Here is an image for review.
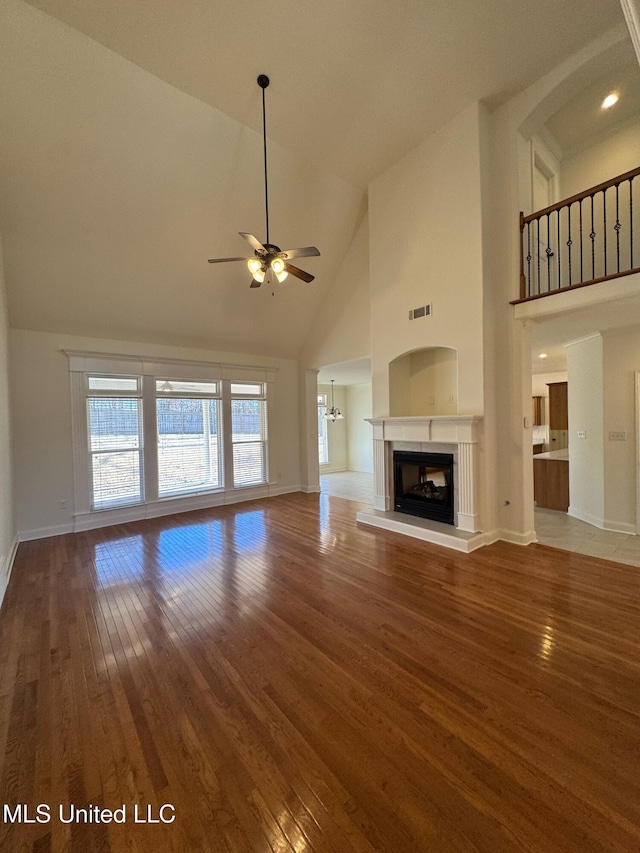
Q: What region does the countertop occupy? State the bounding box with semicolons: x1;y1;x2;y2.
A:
533;448;569;461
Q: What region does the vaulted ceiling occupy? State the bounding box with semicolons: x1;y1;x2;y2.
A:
0;0;626;358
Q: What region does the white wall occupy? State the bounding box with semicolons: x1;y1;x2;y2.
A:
347;384;373;473
566;334;605;527
299;211;371;371
389;348;458;416
0;236;16;607
560;118;640;198
369;102;485;418
10;329;301;538
602;325;640;533
487;26;627;544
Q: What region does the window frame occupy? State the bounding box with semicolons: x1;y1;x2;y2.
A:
85;374;144;511
154;378;224;499
230;381;269;488
67;353;277;524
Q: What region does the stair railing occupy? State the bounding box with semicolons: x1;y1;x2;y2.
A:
515;166;640;303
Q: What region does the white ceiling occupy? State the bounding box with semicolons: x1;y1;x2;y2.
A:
21;0;624;189
0;0;629;360
546;40;640;154
318;358;371;387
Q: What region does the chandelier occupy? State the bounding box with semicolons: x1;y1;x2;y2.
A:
324;379;344;422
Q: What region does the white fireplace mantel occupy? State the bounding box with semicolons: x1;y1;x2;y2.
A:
357;415;486;553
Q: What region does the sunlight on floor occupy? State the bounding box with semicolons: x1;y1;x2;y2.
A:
320;471;373;503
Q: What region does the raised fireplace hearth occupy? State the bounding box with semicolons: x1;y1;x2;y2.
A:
394;450;454;524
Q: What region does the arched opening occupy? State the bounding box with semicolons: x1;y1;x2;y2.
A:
388;347;458;417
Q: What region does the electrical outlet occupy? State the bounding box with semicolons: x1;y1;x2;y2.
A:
59;499;67;509
524;416;531;428
428;396;435;405
577;430;586;439
609;431;627;441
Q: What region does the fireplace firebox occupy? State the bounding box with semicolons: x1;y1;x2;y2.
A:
393;451;454;524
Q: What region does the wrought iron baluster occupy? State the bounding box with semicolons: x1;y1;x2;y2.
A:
556;207;561;289
614;183;621;273
590;194;595;280
526;221;532;296
537;217;541;295
579;198;583;284
567;202;572;286
546;213;552;291
631;177;634;270
603;187;607;277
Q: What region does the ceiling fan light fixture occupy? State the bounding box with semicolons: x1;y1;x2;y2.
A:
271;257;288;282
207;75;320;288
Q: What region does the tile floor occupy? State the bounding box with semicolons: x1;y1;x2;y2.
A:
320;470;640;569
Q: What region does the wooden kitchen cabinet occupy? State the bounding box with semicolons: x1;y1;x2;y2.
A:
532;396;543;426
533;457;569;511
547;382;568;430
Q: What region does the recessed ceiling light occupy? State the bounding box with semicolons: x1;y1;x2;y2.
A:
538;352;548;359
602;92;619;109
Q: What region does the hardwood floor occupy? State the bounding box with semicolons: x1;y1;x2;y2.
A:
1;493;640;852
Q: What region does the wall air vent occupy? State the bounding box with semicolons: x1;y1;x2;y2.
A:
409;303;432;320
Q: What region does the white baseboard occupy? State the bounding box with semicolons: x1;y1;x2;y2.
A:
567;506;636;536
603;519;636;536
482;529;501;546
300;485;321;494
19;523;74;542
567;506;605;530
497;528;538;546
0;536;19;611
20;485;306;540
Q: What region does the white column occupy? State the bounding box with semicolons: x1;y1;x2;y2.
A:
372;438;392;511
457;441;480;532
299;368;320;493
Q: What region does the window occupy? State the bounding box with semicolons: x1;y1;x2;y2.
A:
317;393;328;465
156;380;223;497
70;354;275;518
87;376;143;509
231;383;268;487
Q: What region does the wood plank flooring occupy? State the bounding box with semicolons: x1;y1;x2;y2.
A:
1;492;640;851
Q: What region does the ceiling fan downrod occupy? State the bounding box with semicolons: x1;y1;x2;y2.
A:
258;74;270;246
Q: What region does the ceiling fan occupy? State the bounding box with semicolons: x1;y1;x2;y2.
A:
208;74;320;289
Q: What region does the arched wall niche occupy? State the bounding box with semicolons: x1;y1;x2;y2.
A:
389;347;458;416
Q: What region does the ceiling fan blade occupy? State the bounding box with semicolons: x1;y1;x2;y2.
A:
279;246;320;260
239;232;267;254
207;256;248;264
250;278;261;288
284;262;314;283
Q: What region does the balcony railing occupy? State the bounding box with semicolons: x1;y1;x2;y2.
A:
514;166;640;303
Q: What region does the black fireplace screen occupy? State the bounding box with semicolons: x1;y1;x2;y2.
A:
393;451;454;524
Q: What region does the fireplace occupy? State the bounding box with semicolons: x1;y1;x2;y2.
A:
393;450;454;524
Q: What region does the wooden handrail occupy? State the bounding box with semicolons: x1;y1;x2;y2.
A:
522;165;640;224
